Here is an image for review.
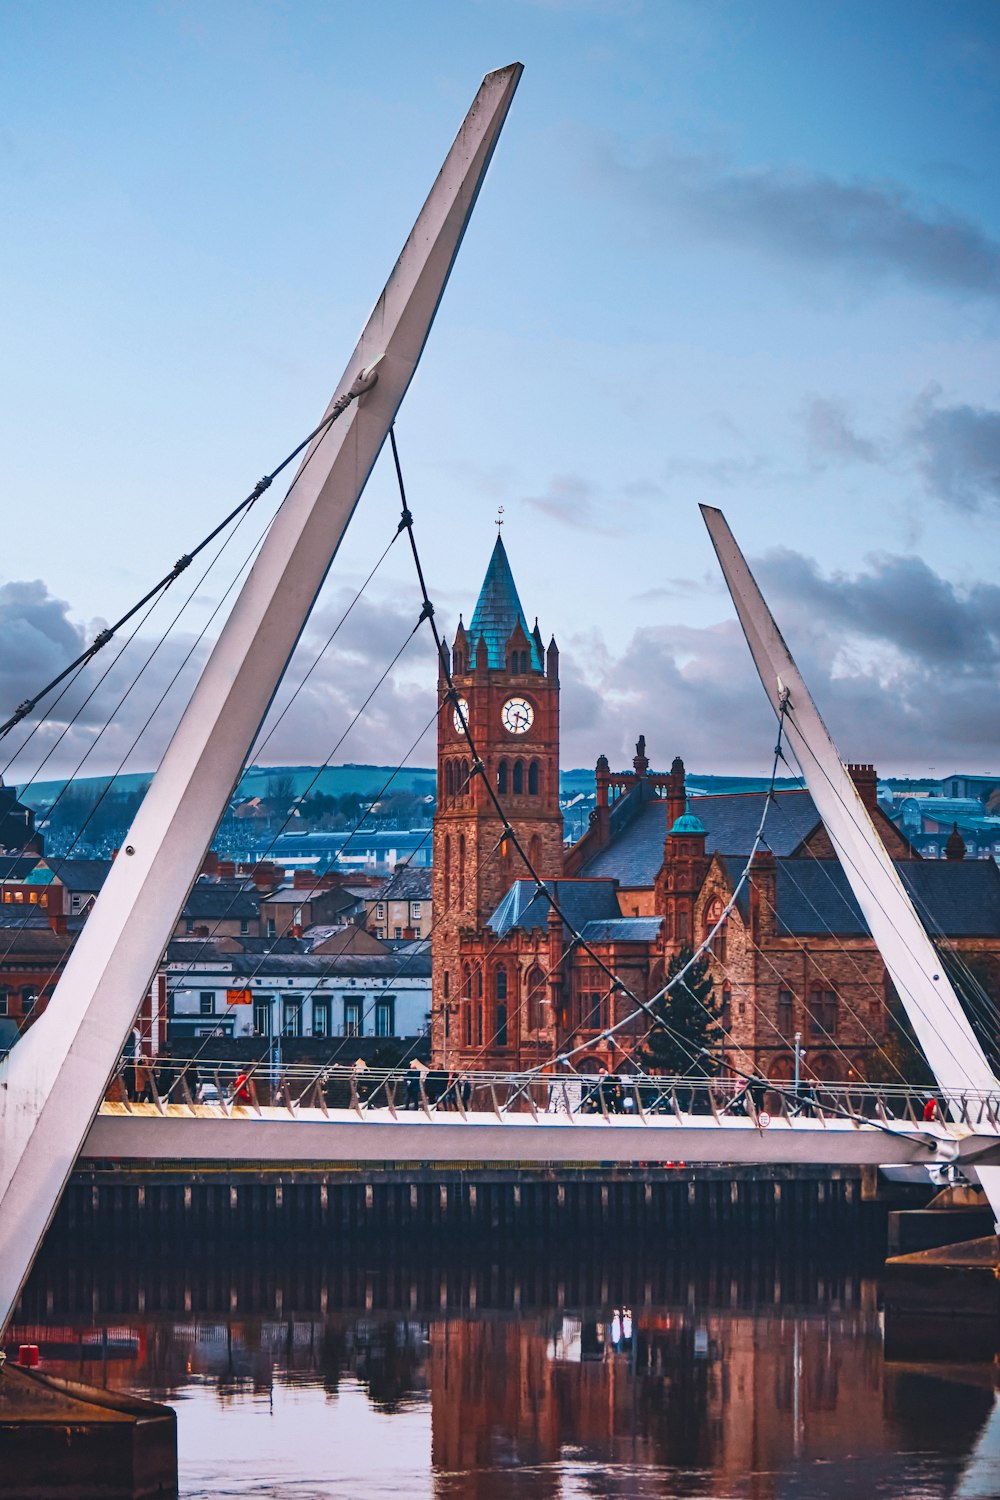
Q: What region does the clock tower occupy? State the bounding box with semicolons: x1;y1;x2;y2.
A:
431;535;563;1062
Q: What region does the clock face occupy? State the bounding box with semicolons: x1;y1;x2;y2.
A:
452;697;470;735
502;696;534;735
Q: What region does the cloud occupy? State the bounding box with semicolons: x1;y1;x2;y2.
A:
1;576;439;787
558;549;1000;775
803;397;881;467
5;548;998;793
910;390;1000;513
593;143;1000;299
520;473;639;536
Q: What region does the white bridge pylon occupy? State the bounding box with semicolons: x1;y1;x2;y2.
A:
701;505;1000;1225
0;63;523;1334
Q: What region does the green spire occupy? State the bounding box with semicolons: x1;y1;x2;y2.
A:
468;536;542;670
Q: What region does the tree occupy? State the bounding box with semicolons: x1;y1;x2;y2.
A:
640;945;721;1076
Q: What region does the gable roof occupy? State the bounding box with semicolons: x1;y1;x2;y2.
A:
581;788;823;885
378;866;432;902
44;858;113;891
488;878;621;937
718;855;1000;939
467;537;543;671
181;880;260;921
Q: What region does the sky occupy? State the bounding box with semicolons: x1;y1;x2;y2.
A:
1;0;999;786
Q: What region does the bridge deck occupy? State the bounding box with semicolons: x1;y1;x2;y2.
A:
85;1102;999;1170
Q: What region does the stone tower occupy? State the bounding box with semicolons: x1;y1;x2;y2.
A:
431;536;563;1063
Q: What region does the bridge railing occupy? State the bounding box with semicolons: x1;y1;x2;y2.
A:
112;1057;1000;1130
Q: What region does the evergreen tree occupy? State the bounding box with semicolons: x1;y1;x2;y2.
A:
640;945;720;1076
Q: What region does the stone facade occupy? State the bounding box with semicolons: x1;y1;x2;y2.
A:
431;545;1000;1082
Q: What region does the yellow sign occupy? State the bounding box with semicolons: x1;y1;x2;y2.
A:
225;988;252;1007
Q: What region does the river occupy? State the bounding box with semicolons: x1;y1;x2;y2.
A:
8;1245;1000;1498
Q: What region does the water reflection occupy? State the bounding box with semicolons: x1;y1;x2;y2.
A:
8;1249;1000;1499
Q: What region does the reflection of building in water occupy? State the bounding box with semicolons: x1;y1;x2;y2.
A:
8;1295;996;1499
429;1299;896;1497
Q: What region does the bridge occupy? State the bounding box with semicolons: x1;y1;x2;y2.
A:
83;1066;1000;1174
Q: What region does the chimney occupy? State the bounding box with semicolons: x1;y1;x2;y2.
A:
202;850;220;876
48;912;68;935
945;822;967;861
667;756;686;830
847;763;879;816
749;849;777;940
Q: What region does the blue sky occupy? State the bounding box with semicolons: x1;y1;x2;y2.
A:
2;0;998;783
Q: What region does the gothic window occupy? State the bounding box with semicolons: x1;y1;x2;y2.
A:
497;759;508;794
476;967;483;998
443;971;450;1000
458;835;466;909
676;908;690;942
721;990;732;1031
494;965;507;1001
463;1004;472;1047
444;761;454;798
454;649;465;674
527;965;546;1030
512;760;524;794
575;968;605;1031
460;758;470;796
808;989;838;1038
706;897;727;962
778;988;794;1038
528;759;539;796
443;835;451;908
462;963;472;999
495;1003;508;1048
476;1003;484;1047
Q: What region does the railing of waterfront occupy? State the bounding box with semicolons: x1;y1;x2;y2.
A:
113;1057;1000;1132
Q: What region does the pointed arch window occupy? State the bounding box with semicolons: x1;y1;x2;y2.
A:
512;760;524;794
528;759;539;796
497;759;508;794
443;835;451;908
454;649;465;674
494;965;508;1001
527;965;546;1031
458;835;466;909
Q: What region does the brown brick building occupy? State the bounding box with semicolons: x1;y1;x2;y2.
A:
431;544;1000;1081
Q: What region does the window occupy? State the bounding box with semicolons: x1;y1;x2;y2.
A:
412;902;422;918
778;989;795;1038
313;998;331;1037
0;993;7;1016
453;648;465;674
239;919;249;935
476;1004;483;1046
199;992;214;1016
343;999;362;1037
497;760;508;794
443;970;450;999
494;965;508;1001
253;1000;271;1037
282;998;302;1037
676;908;690;942
394;927;402;939
512;760;524;794
267;918;276;939
527;966;546;1030
444;835;451;907
374;999;394;1037
495;1004;508;1047
458;836;466;909
21;987;38;1016
376;903;385;919
528;760;539;796
185;918;195;934
808;989;837;1038
575;970;604;1031
721;990;732;1030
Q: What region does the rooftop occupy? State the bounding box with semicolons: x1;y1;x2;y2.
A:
467;536;543;671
